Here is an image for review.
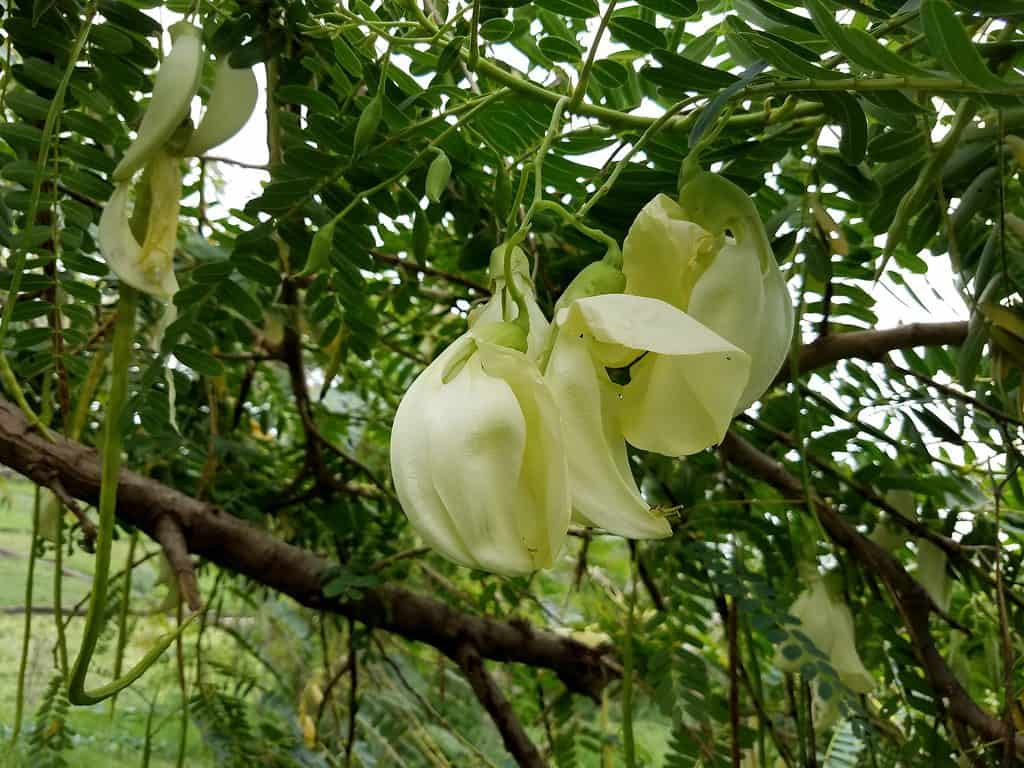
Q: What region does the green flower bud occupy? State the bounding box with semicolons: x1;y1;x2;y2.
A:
472;321;528;353
553;261;626;317
353;95;383;155
425;150;452;203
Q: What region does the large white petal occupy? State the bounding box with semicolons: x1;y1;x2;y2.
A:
622;194;715;310
545;319;670;539
566;294;750;457
112;22;203;181
427;350;536;576
686;238;765;367
183;59;259;157
478;340;570;565
390;337;478;569
830;601;875;692
735;257;794;412
98;163;181;303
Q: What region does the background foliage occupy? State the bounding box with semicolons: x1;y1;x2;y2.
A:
1;0;1023;765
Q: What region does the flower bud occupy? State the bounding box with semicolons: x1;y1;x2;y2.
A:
353;94;383;155
390;328;570;575
425;150;452;203
469;244;550;361
552;261;626;317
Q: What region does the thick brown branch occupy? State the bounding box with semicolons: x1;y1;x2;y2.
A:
778;321;968;384
153;516;202;613
719;431;1024;755
453;643;545;768
0;396;614;700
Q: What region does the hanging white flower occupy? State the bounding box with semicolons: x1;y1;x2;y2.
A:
778;576;875;693
621;173;795;441
390;322;570;576
545;293;749;537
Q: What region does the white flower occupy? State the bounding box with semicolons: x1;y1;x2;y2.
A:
778;576;875;693
99;149;182;299
916;539;952;613
545;293;749;537
622;173;795;440
390;322;570;576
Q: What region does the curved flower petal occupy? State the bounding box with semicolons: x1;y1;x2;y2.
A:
566;294;750;457
112;22;204;181
545;308;671;539
99;151;182;299
477;339;570;564
622;194;716;311
735;257;794;411
391;329;569;576
390;337;479;569
426;350;536;576
916;539;952;613
686;238;765;377
830;602;875;693
184;59;259;157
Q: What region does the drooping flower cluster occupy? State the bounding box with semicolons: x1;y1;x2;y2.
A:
389;172;795;575
98;21;258;300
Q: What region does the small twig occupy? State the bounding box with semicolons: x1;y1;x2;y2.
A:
45;476;98;546
153;516;201;613
345;617;359;768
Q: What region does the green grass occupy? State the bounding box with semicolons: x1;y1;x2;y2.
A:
0;478;219;767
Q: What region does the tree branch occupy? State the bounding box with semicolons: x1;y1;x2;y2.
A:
778;321;968;384
0;396;615;701
719;431;1024;755
453;643;545;768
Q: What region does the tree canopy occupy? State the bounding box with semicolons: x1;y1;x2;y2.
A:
1;0;1023;766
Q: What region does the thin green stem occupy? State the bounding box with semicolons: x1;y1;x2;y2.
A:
577;95;698;220
68;288;193;706
571;0;618;107
54;503;69;679
109;531;139;718
622;549;637;768
10;488;40;746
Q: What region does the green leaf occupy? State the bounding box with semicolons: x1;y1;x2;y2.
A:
818;92;868;164
534;0;598;19
737;33;844;80
608;16;666;52
805;0;924;77
275;85;339;114
591;59;630;89
480;17;514;41
636;0;695;19
539;35;582;62
173;345;225;377
643;49;739;94
921;0;1010;91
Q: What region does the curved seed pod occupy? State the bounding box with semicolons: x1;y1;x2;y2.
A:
112;22;203;181
183;58;259;157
